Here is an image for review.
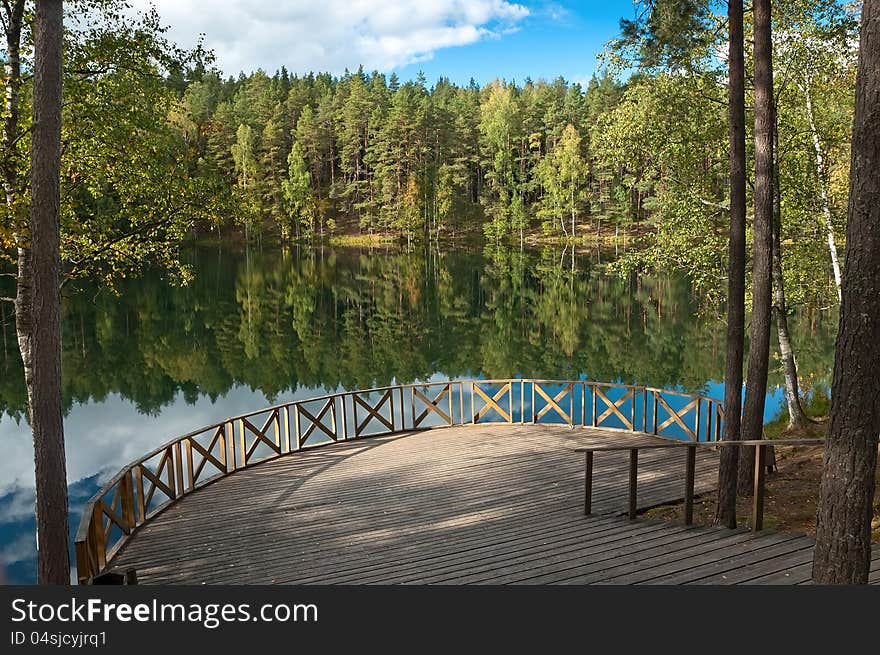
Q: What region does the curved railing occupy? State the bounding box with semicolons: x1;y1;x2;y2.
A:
74;379;724;583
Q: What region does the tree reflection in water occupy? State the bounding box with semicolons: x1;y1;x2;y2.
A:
0;244;837;582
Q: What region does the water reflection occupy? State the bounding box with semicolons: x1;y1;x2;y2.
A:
0;245;838;583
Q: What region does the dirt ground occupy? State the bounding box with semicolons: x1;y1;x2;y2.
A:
645;436;880;542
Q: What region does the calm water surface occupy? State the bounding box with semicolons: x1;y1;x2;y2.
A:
0;245;838;583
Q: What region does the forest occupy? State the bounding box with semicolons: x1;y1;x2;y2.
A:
154;0;853;309
1;1;857;308
0;247;839;421
1;0;878;587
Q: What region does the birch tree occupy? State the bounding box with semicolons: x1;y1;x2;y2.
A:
775;0;859;304
813;0;880;585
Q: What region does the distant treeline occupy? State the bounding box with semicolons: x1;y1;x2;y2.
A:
0;2;850;307
173;67;628;242
0;246;838;420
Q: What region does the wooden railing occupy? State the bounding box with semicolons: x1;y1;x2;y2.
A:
577;438;824;530
74;379;724;583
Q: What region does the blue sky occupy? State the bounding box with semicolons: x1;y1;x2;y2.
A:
398;1;640;85
131;0;640;86
393;1;639;85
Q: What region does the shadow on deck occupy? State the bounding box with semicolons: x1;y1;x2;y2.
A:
107;424;880;584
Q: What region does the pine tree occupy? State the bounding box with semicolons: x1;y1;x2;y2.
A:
282;140;314;239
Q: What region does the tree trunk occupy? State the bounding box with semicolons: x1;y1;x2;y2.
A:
738;0;775;495
29;0;69;585
714;0;747;528
813;0;880;585
3;2;28;399
771;104;810;431
801;79;843;302
15;246;33;409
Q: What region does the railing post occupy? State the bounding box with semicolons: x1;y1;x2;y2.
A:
591;384;597;427
458;382;464;425
237;419;245;468
184;439;194;491
398;387;404;431
75;539;91;584
531;381;536;424
174;442;184;496
336;400;348;441
134;465;145;523
705;401;712;443
751;443;766;531
629;390;635;432
448;383;454;426
642;388;648;432
90;502;106;570
652;392;658;434
167;447;177;498
581;381;586;426
470;382;475;424
218;426;228;472
120;470;136;533
411;387;416;429
628;448;638;520
283;406;292;451
584;451;594;515
520;379;525;424
684;445;696;526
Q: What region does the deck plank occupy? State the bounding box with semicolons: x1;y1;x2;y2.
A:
109;424;880;585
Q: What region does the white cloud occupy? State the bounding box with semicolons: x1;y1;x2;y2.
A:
0;382;354;501
128;0;530;75
0;531;35;564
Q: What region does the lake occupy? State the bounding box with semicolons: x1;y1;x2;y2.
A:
0;244;838;583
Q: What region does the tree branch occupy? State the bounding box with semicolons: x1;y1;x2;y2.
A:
60;209;187;288
67;63;164;80
699;198;730;211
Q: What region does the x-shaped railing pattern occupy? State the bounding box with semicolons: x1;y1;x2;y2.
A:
412;384;453;427
472;382;512;423
354;389;395;436
75;379;724;584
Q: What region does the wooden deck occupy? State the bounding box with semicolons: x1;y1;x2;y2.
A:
110;424;880;585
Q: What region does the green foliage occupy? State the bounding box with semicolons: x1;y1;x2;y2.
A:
281;141;314;239
179;66;625;245
231;123;260;229
535;124;589;239
773;0;858;306
592;72;727;299
0;245;839;421
1;0;852;311
2;1;225;287
613;0;719;73
590;0;855;307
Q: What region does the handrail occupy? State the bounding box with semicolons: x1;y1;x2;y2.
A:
74;378;726;583
574;438;823;453
577;438;825;530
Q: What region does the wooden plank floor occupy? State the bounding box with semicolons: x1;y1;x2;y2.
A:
110;424;880;585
